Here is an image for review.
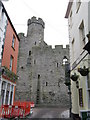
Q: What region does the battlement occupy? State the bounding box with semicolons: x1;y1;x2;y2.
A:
55;45;63;49
27;16;45;28
54;45;69;50
18;33;25;39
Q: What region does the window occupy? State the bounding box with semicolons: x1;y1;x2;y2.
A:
10;92;13;105
88;90;90;101
76;0;81;13
12;35;15;48
35;41;36;45
72;39;75;62
58;81;60;87
57;63;58;67
0;37;1;42
63;56;68;65
79;21;85;49
0;7;1;21
29;51;31;56
34;60;36;64
10;55;14;71
38;74;40;79
5;91;9;105
46;82;48;86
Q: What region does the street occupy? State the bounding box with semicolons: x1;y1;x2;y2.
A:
27;107;70;118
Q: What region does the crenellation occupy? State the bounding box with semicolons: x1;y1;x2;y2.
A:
54;45;69;52
47;45;52;49
55;45;63;50
27;19;31;26
27;16;45;28
66;45;69;49
18;33;25;39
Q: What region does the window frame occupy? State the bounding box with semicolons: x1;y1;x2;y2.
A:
76;0;81;13
12;35;15;49
10;55;14;71
79;20;86;50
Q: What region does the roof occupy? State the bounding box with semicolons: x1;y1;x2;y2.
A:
65;0;73;18
0;1;20;41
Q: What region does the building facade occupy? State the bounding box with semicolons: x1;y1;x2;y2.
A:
0;1;19;106
65;0;90;119
15;16;70;107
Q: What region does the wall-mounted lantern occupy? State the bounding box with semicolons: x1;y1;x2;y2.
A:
78;66;89;76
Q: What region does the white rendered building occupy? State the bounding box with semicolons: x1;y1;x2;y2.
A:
65;0;90;119
0;1;7;66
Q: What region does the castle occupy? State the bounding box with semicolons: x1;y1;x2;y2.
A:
15;16;69;107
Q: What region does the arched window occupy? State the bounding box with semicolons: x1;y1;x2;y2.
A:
63;56;68;65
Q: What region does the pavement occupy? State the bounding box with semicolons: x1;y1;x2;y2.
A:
26;107;71;119
1;107;73;120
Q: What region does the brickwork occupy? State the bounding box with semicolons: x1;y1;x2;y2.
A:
15;17;69;107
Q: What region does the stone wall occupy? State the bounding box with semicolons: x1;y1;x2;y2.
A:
15;17;70;107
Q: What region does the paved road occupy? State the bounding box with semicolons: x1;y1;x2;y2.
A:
27;107;70;118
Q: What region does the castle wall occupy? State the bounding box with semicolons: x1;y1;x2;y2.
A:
30;45;69;106
15;17;69;107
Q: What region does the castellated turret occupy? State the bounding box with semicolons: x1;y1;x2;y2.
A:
27;16;45;45
27;16;45;28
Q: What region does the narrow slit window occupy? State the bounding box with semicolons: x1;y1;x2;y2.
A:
29;51;31;56
46;82;48;86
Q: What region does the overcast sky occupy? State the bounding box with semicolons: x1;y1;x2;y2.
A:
3;0;69;48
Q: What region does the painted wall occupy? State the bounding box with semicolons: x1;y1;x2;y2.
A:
1;20;19;74
67;1;90;117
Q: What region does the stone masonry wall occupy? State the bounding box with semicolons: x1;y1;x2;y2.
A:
15;17;69;107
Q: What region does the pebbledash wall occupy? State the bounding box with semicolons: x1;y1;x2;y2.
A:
15;16;69;106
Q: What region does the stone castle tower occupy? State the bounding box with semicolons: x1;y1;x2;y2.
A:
15;16;69;106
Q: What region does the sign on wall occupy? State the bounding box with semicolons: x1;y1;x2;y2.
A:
79;88;83;107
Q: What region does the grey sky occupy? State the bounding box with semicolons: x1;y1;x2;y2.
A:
3;0;69;48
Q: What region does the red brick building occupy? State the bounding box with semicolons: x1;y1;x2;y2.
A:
0;1;19;105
